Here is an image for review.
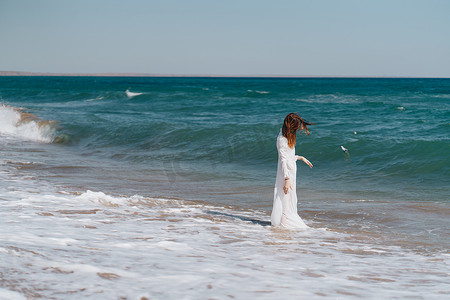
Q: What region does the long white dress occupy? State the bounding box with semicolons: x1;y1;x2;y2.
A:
271;130;309;229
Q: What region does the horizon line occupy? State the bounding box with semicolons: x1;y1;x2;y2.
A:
0;71;449;79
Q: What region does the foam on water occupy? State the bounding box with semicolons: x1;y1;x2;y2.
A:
247;89;270;94
126;89;144;98
0;105;55;143
1;173;449;299
0;288;26;300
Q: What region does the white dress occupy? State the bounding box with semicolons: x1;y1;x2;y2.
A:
271;130;308;229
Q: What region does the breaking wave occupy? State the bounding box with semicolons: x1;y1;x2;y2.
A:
125;89;143;98
0;104;56;143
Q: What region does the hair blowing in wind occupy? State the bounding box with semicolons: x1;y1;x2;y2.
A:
282;113;312;148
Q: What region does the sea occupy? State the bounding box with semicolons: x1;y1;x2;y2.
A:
0;76;449;299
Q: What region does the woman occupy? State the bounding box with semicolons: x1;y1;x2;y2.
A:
271;113;313;229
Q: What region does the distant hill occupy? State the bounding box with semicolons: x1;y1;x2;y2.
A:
0;71;308;77
0;71;436;78
0;71;174;77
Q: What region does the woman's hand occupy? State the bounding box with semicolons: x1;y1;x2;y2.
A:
297;156;313;168
283;179;292;194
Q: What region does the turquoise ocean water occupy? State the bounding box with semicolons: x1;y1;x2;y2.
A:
0;76;449;299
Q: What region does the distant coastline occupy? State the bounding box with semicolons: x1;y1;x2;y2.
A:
0;71;448;78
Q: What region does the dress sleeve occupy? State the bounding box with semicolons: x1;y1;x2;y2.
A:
278;138;291;179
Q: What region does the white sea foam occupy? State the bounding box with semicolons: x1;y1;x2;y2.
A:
247;89;270;94
85;96;105;102
76;190;130;207
294;94;363;104
0;105;55;143
1;176;449;299
0;151;449;299
430;93;450;99
0;288;26;300
126;89;143;98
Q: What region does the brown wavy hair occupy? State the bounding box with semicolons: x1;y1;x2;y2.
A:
282;113;312;148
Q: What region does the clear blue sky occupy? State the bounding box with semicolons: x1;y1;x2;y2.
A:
1;0;449;76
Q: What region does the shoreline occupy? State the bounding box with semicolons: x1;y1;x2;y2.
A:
0;71;448;79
